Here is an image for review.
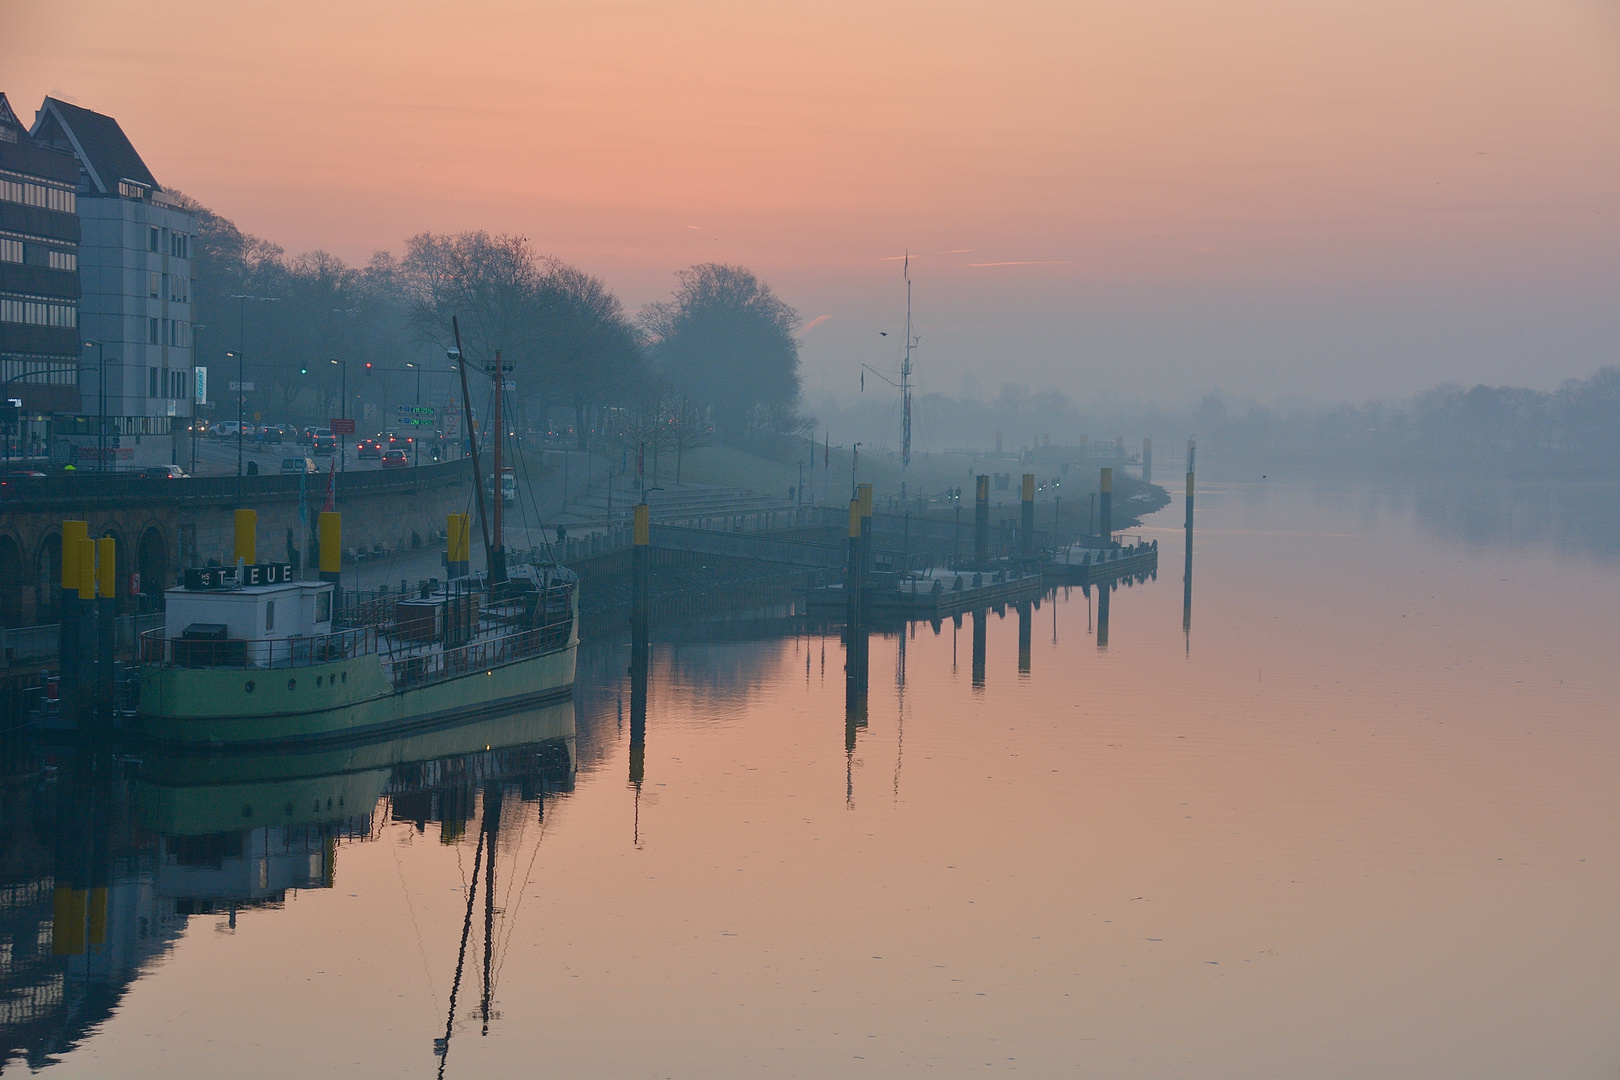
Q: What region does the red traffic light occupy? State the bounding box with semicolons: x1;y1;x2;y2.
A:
364;362;373;373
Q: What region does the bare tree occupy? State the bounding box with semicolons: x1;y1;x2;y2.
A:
666;390;713;485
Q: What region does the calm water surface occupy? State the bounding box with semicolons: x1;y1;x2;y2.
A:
7;476;1619;1078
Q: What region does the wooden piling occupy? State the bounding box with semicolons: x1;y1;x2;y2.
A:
1020;473;1035;562
974;475;990;565
1099;467;1113;544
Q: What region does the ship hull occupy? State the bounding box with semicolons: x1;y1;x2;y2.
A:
138;643;576;748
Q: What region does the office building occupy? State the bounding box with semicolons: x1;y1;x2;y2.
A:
31;96;196;467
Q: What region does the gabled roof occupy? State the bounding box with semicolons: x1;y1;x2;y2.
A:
30;97;159;195
0;93;25;139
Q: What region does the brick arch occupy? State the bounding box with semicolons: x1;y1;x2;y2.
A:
33;532;61;624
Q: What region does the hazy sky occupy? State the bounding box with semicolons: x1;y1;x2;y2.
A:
6;0;1619;405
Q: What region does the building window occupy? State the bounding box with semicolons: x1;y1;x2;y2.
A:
169;275;187;302
0;239;19;263
265;600;275;633
0;175;75;212
48;250;75;271
148;367;159;398
170;233;189;258
0;296;76;327
148;227;159;253
149;271;160;299
149;316;159;345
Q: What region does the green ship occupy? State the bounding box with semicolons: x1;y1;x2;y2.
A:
139;562;577;747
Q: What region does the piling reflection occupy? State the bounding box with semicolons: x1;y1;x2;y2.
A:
1097;581;1111;650
0;703;575;1072
1017;600;1032;676
971;608;987;688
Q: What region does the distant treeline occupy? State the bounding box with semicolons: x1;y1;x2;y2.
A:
172;193;814;458
1184;370;1620;471
817;370;1620;475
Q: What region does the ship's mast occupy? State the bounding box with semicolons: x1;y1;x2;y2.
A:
491;351;505;586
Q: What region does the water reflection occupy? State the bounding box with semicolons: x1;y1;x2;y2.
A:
0;704;575;1071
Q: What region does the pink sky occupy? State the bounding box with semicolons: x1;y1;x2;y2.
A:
6;0;1619;403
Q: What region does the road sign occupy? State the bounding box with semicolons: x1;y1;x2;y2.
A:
229;380;254;391
397;404;436;427
330;418;356;434
194;366;207;404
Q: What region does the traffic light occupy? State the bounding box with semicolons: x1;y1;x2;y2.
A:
299;365;307;375
364;362;373;375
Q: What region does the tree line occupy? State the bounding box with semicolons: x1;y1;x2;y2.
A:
174;193;814;462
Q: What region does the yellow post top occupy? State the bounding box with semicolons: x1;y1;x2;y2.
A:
75;538;96;600
633;503;650;546
1100;467;1113;493
95;536;115;600
1186;472;1195;497
1114;436;1124;449
848;499;861;538
61;521;87;589
857;482;873;518
234;509;257;565
1021;473;1035;501
319;512;342;573
975;475;989;501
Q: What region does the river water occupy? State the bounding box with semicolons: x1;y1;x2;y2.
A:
6;474;1618;1077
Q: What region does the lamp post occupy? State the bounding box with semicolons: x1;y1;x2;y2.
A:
83;340;107;472
226;350;244;479
190;324;205;475
329;358;348;472
405;362;423;467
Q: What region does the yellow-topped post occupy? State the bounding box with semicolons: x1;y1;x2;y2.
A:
234;509;257;566
95;536;115;601
61;521;86;589
319;512;341;583
1099;466;1113;543
1020;473;1036;562
75;538;96;600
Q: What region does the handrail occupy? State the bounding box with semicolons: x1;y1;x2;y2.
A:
140;625;377;669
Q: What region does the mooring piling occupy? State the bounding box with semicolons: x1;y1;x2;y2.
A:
1020;473;1035;563
974;475;990;565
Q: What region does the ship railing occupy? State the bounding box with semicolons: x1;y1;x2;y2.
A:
140;626;378;669
384;616;573;690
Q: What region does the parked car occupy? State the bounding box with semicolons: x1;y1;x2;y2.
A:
356;437;382;459
312;430;337;456
142;465;189;479
380;448;410;469
211;421;240;439
280;457;319;474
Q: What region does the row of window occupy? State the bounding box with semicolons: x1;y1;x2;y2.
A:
0;173;76;213
0;296;76;328
0;236;76;271
148;366;189;399
148;226;190;259
148;316;189;348
146;270;188;302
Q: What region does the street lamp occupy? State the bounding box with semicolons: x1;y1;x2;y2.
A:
190;324;205;475
83;340;109;472
329;358;347;472
226;350;245;478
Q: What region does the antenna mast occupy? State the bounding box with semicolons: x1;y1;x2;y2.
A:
901;253;913;504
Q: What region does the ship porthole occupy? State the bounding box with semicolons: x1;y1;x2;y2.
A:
244;680;255;693
340;671;347;684
287;678;296;691
315;675;323;687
